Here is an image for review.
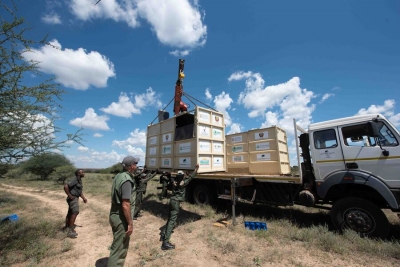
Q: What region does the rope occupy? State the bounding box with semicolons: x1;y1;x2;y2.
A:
182;92;218;112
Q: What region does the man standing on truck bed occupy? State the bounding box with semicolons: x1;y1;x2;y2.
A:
160;164;199;250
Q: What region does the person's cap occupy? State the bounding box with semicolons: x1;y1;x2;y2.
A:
177;170;184;175
121;156;140;166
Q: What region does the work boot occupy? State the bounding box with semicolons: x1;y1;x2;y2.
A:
159;232;165;241
67;230;78;238
161;241;175;250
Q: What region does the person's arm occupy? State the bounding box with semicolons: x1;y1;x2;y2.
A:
122;199;133;236
80;192;87;203
141;171;157;183
180;164;199;187
63;184;75;200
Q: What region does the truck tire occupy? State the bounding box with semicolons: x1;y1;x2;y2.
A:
330;197;389;239
193;184;212;205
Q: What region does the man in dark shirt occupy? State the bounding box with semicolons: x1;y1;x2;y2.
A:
64;169;87;238
134;170;157;219
160;164;199;250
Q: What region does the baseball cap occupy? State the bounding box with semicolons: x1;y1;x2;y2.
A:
122;156;140;166
177;170;184;175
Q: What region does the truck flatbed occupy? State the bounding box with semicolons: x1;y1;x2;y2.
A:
192;172;301;183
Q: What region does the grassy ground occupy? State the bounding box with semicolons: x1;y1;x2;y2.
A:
1;173;400;266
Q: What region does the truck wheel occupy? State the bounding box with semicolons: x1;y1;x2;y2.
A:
330;197;389;239
193;184;212;205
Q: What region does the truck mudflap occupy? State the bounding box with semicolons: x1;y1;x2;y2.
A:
316;170;399;209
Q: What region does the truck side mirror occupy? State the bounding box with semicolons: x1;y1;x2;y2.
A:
367;122;379;137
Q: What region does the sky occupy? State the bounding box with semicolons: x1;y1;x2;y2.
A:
8;0;400;168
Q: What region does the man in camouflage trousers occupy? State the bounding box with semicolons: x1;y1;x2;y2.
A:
107;156;143;267
160;164;199;250
133;170;157;218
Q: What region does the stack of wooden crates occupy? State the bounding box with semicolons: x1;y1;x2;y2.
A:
226;126;290;175
146;106;226;173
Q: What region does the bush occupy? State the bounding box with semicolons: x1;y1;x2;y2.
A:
22;153;74;180
50;165;76;184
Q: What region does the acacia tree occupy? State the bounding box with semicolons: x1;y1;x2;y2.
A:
0;0;83;163
22;152;74;180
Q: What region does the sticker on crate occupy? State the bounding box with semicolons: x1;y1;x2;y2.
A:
232;155;244;162
213;157;223;167
232;145;244;153
213;142;223;152
149;147;157;155
148;158;157;167
199;141;211;152
231;135;243;143
199;126;210;137
257;153;271;161
213;115;222;126
213;129;223;139
254;131;269;140
162;133;172;143
161;158;172;167
149;136;157;145
256;142;270;150
179;142;191;153
199;111;210;123
199;157;211;167
179;157;191;168
162;145;172;155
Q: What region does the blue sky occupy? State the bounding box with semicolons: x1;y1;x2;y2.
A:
12;0;400;168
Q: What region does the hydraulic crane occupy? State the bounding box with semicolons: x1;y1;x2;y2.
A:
173;59;188;115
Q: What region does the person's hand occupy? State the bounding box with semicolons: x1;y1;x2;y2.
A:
179;180;185;186
68;195;75;200
195;164;199;170
125;223;133;236
83;198;88;203
143;165;147;171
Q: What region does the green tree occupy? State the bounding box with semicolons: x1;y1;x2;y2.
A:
23;153;73;180
0;0;83;163
50;165;76;184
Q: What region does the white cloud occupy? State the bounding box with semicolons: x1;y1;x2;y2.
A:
213;92;233;126
41;12;62;24
231;71;315;134
112;129;147;148
169;50;190;57
356;99;400;127
319;93;334;103
93;133;103;137
68;149;123;168
22;39;115;90
70;0;207;49
77;146;89;151
133;87;162;109
205;88;212;100
101;92;140;118
227;123;243;135
70;108;110;130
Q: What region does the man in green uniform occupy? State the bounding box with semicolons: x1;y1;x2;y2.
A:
107;156;140;267
134;170;157;218
160;164;199;250
63;169;87;238
159;172;169;200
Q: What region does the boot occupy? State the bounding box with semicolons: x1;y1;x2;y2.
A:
161;241;175;250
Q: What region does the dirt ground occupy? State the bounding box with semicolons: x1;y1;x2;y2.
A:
1;183;400;267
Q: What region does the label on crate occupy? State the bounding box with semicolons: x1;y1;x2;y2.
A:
148;158;157;167
161;158;172;167
199;126;210;137
213;115;222;126
163;133;172;143
149;147;157;155
231;135;243;143
162;145;172;155
212;129;223;139
256;142;270;150
199;157;211;167
179;157;191;168
149;136;157;145
213;157;223;167
255;131;269;140
257;153;271;161
231;145;244;153
199;112;210;123
179;142;191;153
232;155;244;162
213;142;223;152
199;141;211;152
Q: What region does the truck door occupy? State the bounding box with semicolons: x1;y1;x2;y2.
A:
339;120;400;188
311;128;346;181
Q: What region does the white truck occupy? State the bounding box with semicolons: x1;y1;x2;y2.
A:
158;113;400;239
